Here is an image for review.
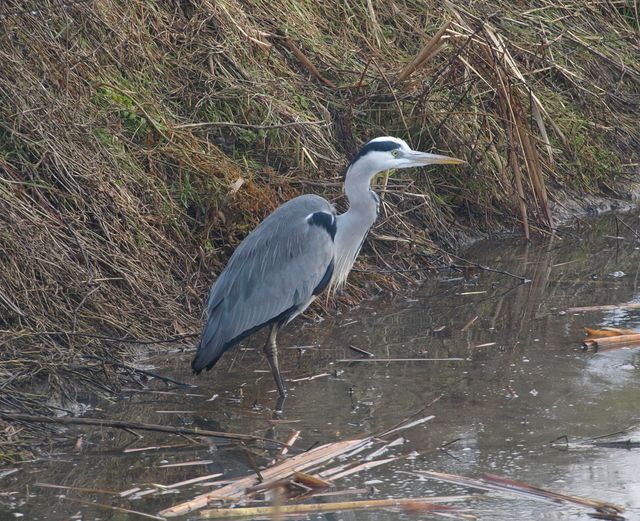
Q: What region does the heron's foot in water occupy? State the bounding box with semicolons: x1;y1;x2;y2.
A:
274;393;287;414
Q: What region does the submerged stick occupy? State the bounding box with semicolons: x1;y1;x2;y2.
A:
592;440;640;449
60;496;166;520
0;413;286;446
34;482;118;495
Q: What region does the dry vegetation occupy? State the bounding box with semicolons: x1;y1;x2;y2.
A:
0;0;638;458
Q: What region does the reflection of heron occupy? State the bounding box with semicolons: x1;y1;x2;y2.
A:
192;137;464;398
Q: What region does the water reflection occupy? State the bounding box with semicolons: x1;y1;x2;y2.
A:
3;214;640;520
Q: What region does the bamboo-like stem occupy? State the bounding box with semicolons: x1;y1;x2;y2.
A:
159;438;367;517
396;21;452;82
569;303;640;312
199;497;471;519
582;333;640;351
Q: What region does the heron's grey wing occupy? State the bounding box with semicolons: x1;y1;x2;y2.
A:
192;195;336;373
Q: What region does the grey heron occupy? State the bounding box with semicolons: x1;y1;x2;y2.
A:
192;136;463;398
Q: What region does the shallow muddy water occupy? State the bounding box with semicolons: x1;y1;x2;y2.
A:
3;213;640;520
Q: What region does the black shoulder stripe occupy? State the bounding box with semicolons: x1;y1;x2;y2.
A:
307;211;336;240
313;259;334;296
351;140;402;163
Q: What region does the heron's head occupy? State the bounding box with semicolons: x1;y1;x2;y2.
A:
347;136;464;179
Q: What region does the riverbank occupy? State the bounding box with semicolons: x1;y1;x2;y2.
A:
0;0;639;459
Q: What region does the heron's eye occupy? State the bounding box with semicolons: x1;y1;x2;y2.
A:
391;150;399;158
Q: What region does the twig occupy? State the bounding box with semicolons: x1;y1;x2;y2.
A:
440;438;462;450
280;37;336;88
163;473;224;489
590;425;639;441
34;482;117;495
0;468;19;479
174;120;326;130
460;316;478;332
81;355;194;388
0;0;92;18
0;413;287;446
615;217;640;241
124;443;195;453
440;249;531;283
22;330;198;345
378;416;435;438
337;358;464;362
347;345;375;358
353;253;530;284
270;430;301;465
376;395;443;438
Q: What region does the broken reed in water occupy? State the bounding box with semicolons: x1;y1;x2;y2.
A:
581;327;640;352
418;471;624;516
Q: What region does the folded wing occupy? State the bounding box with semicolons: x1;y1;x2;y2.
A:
192;194;336;373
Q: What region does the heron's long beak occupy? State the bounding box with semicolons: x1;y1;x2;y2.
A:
408;151;465;165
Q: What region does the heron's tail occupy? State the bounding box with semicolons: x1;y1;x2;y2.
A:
191;342;223;374
191;311;226;374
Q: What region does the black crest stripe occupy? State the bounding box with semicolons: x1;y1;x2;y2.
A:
351;140;402;164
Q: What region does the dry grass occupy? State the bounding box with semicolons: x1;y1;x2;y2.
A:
0;0;638;459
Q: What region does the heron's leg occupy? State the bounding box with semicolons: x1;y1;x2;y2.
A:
264;323;287;397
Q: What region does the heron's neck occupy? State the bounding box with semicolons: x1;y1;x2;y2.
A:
344;165;377;212
331;162;379;290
